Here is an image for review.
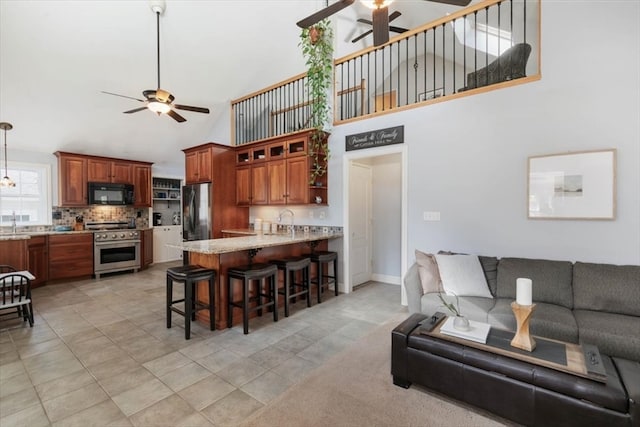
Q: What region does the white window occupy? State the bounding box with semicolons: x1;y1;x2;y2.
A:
0;162;52;226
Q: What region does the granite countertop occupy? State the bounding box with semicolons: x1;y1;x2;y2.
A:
0;227;152;241
171;230;343;255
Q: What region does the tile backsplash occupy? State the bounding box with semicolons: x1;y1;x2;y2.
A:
52;206;150;228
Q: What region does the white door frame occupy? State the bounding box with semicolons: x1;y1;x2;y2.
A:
342;144;408;305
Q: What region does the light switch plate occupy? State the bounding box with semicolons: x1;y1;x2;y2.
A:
423;211;441;221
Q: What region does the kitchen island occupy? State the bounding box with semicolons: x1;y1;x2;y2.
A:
168;230;342;330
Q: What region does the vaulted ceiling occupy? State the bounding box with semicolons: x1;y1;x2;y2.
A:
0;0;473;171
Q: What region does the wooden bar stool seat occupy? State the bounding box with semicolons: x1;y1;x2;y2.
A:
166;265;216;340
227;263;278;334
304;251;338;303
270;256;311;317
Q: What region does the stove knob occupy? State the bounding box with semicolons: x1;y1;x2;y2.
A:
120;233;125;238
112;234;117;239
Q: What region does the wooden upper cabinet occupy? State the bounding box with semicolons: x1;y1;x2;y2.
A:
236;165;251;206
267;159;287;205
56;152;88;206
286;156;309;204
88;158;132;183
185;147;212;184
133;164;152;207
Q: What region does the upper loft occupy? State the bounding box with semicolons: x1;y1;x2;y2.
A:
232;0;540;146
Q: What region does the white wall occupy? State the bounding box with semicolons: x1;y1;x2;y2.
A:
323;1;640;266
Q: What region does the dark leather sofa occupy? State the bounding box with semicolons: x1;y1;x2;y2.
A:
392;313;640;427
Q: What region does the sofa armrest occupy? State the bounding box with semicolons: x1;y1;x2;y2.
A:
613;358;640;423
404;262;423;314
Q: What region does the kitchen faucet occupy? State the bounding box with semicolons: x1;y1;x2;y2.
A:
278;209;295;237
11;211;17;234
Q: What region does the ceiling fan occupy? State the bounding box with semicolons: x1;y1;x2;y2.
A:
351;11;408;43
102;1;209;123
297;0;472;47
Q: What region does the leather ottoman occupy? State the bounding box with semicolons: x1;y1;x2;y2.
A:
391;314;640;427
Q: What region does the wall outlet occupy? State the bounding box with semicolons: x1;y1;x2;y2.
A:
423;211;441;221
309;211;314;219
319;211;326;219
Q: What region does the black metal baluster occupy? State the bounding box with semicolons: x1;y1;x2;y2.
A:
442;24;446;97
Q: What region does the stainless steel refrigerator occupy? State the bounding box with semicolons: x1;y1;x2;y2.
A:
182;183;212;242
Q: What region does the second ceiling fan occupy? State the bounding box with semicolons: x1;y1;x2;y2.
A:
297;0;472;47
102;0;209;123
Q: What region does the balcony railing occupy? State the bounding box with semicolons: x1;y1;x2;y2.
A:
231;0;539;146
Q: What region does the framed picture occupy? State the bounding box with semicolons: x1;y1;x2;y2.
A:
527;149;616;220
419;88;444;102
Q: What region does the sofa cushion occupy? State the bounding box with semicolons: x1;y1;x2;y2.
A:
434;254;493;298
478;256;498;297
488;299;578;343
415;250;443;294
573;262;640;317
574;309;640;361
496;258;574;309
421;293;495;323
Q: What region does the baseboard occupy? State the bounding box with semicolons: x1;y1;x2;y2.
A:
371;273;401;285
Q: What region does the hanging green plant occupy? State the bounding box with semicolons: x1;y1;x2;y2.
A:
299;19;333;185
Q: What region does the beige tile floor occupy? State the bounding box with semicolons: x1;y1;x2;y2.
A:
0;262;406;426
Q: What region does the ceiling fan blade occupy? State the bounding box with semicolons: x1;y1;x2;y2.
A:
372;7;390;46
352;29;373;43
425;0;472;6
388;11;402;22
167;109;186;122
123;107;148;114
297;0;355;28
389;25;409;34
357;18;373;25
102;91;145;102
174;104;210;114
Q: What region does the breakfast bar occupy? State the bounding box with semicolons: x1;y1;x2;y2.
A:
168;230;342;330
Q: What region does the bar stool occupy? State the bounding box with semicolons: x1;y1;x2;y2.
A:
227;263;278;334
270;256;311;317
166;265;216;340
305;251;338;303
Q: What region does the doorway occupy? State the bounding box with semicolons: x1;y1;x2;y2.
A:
342;145;407;304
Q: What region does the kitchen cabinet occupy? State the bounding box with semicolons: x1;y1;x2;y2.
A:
183;143;249;238
236;163;268;206
27;236;48;287
235;131;327;206
48;233;93;281
133;164;152;207
56;152;152;207
185;147;212;184
88;158;133;184
0;239;28;270
55;152;88;206
153;225;182;263
141;228;153;269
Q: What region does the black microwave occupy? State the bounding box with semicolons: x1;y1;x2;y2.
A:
88;182;134;205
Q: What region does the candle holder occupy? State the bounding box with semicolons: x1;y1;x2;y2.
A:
510;301;537;352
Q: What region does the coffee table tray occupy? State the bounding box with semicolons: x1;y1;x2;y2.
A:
420;316;606;383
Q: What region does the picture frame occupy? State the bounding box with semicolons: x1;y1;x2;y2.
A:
419;88;444;102
527;149;616;220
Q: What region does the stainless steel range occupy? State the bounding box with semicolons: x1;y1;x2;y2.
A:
87;221;141;279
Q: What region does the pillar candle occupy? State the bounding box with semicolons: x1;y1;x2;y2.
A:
516;278;533;306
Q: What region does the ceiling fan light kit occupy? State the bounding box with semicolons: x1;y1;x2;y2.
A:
101;0;209;122
361;0;394;9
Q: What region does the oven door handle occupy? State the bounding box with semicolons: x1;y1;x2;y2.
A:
95;240;140;248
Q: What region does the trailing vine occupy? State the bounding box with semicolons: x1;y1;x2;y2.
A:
299;19;333;184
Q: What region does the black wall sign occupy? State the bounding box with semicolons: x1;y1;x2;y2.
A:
345;125;404;151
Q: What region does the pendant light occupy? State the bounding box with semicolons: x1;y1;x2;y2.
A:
0;122;16;188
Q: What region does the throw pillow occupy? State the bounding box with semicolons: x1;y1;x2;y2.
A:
434;254;494;298
415;250;443;294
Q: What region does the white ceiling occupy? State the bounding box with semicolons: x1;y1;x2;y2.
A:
0;0;470;172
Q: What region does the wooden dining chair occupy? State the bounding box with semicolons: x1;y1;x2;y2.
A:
0;272;34;327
